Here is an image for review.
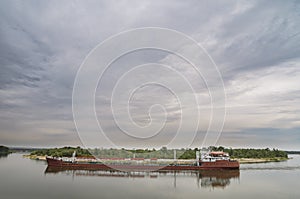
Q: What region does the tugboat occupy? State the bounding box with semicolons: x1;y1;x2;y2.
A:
199;150;239;169
46;149;239;171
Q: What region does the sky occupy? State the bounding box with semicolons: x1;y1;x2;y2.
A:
0;0;300;150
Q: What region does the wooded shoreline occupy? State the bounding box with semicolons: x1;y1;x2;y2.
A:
0;145;11;156
25;146;289;164
24;154;289;164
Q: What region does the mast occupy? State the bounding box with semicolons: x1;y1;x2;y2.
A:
173;149;177;161
196;151;200;166
72;151;76;163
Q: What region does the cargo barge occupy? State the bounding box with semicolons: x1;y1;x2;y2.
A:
46;150;239;171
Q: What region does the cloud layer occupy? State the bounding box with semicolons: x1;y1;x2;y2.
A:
0;0;300;149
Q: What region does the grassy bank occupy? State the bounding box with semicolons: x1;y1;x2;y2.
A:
234;157;289;164
23;154;47;160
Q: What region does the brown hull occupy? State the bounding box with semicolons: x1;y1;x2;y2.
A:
46;157;239;171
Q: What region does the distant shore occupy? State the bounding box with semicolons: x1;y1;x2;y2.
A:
0;145;11;156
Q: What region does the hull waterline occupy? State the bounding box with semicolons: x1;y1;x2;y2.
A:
46;157;239;171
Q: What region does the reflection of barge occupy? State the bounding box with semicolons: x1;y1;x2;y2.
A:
45;166;240;189
46;151;239;170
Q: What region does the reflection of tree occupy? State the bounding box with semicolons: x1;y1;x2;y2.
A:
45;166;239;189
0;154;9;158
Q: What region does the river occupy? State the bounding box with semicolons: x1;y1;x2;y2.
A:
0;153;299;199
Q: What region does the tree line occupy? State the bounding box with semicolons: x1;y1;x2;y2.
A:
211;146;288;159
30;146;288;159
0;145;10;156
30;146;91;157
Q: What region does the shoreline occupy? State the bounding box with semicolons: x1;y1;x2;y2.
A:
234;157;289;164
23;154;47;161
24;154;289;164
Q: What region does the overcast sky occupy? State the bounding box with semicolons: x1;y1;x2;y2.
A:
0;0;300;150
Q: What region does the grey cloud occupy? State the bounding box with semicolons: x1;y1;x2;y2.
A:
0;0;300;149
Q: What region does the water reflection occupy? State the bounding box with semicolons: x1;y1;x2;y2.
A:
0;154;8;158
197;169;239;189
45;166;239;189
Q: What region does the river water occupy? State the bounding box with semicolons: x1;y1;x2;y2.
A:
0;153;300;199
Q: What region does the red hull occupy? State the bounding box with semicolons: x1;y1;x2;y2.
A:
46;158;239;171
